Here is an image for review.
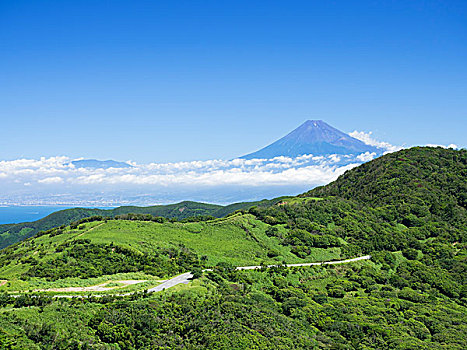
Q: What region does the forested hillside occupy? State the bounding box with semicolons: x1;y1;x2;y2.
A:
0;147;465;349
305;147;466;220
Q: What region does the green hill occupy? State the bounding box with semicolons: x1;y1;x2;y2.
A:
0;147;465;349
0;199;281;250
304;146;466;220
254;147;467;255
0;213;342;285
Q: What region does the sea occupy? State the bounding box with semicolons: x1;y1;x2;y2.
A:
0;206;114;225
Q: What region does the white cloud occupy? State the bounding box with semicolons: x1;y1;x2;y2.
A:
349;131;402;153
425;144;458;149
38;176;64;184
356;152;377;162
0;153;372;189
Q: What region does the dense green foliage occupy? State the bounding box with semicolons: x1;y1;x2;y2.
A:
0;260;466;349
0;147;465;349
22;239;201;280
243;148;467;305
305;147;466;227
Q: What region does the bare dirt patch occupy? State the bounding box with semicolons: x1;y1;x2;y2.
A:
35;279;147;292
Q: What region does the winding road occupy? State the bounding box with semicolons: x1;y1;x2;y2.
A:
236;255;371;270
13;255;371;298
147;255;371;293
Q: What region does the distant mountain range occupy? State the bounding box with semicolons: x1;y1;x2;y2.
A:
241;120;381;159
71;159;132;169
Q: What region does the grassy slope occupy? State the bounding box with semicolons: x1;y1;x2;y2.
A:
0;200;276;250
0;202;214;249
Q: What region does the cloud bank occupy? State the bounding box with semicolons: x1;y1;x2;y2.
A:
1;131;455;206
0;154;365;189
0;152;375;205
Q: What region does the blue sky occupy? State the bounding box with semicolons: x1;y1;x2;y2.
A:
1;0;466;163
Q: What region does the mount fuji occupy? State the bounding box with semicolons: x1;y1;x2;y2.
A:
241;120;381;159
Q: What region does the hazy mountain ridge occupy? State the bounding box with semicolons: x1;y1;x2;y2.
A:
70;159;132;169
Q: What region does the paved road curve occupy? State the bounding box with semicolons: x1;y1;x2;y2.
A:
147;272;193;293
